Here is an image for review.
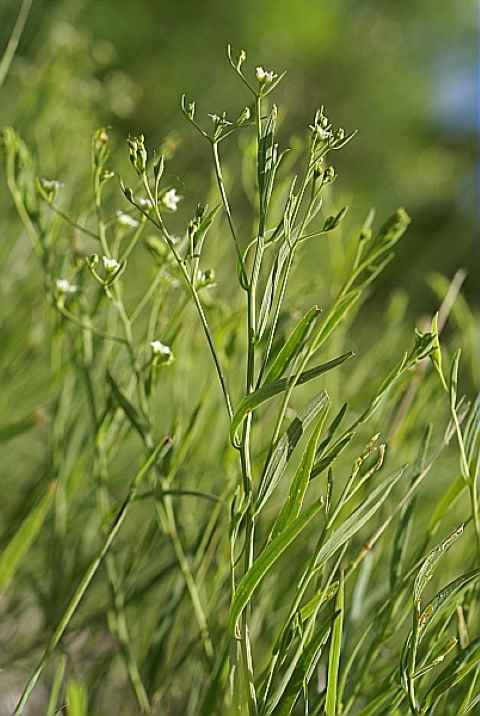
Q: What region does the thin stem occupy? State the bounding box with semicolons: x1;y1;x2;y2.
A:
0;0;32;89
141;175;234;420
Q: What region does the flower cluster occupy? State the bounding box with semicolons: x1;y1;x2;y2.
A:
255;66;277;85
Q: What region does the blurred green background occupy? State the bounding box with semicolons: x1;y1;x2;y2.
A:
1;0;477;308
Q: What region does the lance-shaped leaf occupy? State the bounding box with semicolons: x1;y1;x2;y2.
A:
230;352;352;446
258;240;291;341
270;404;328;540
107;371;149;441
312;466;406;571
263;305;322;386
255;392;329;515
269;613;335;716
413;524;465;608
417;569;480;637
229;499;323;631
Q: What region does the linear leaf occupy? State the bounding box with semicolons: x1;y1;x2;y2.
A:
264;305;322;385
107;371;149;440
229;499;323;631
313;466;406;571
270;614;334;716
325;572;344;716
270;403;328;539
256;391;329;515
0;483;55;595
230;352;352;445
427;475;465;535
418;569;480;636
414;524;465;605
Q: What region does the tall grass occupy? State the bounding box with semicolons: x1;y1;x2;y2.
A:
1;28;479;716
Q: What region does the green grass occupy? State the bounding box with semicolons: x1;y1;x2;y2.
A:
0;19;479;716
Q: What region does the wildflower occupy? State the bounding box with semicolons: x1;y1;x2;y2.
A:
137;197;152;209
40;178;64;192
161;188;182;212
102;256;120;272
116;210;139;228
255;66;277;84
56;278;77;294
38;178;64;203
150;340;174;365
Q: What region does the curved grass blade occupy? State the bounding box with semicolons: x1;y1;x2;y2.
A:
256;391;329;515
263;305;322;385
230;352;352;446
0;483;55;596
229;499;323;631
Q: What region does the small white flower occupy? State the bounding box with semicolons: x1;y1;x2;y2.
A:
102;256;120;272
255;66;276;84
150;340;173;364
56;278;77;294
137;196;152;208
116;210;139;228
161;188;182;212
41;178;64;191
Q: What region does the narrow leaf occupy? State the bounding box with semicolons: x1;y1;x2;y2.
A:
107;371;149;440
230;352;352;445
325;572;344;716
256;391;329;514
229;499;323;631
0;483;55;595
313;466;406;571
264;305;322;386
270;403;328;539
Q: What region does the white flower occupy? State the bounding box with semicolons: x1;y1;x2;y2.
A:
116;210;139;227
56;278;77;294
150;340;173;364
161;189;182;212
137;197;152;208
102;256;120;272
40;178;64;191
255;66;276;84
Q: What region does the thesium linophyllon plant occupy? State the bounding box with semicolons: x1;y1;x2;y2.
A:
2;43;479;715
